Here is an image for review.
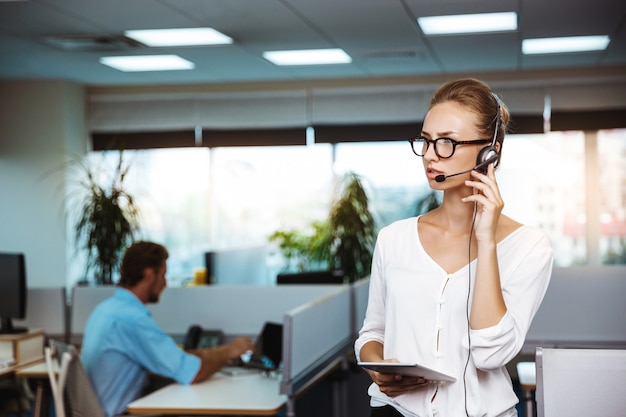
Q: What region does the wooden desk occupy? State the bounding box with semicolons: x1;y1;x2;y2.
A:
16;360;54;417
127;370;286;416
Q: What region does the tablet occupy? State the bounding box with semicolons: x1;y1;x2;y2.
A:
357;361;456;382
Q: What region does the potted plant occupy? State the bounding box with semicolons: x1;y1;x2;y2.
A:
270;172;376;283
67;150;140;285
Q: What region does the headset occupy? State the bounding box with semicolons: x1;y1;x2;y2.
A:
475;92;502;173
435;92;502;182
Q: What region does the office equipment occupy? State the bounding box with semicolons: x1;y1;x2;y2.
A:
277;270;345;285
182;325;224;350
209;246;271;285
357;361;455;382
535;347;626;417
0;253;28;334
240;322;282;371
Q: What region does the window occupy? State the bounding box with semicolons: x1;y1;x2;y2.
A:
70;129;625;286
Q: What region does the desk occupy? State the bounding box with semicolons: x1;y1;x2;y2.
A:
516;361;536;417
127;370;286;416
15;360;53;417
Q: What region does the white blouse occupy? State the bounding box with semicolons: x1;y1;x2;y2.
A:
355;216;553;417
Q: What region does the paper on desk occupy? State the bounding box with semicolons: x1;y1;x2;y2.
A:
0;357;16;369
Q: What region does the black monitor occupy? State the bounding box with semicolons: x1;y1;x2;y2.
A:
276;269;345;285
0;253;28;334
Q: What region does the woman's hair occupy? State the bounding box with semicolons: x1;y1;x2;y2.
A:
118;241;168;287
429;78;510;157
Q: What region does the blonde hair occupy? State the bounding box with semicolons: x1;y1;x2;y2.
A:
430;78;510;157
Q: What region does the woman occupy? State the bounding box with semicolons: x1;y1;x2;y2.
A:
355;78;553;417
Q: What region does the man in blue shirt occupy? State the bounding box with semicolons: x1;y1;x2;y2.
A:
81;241;254;417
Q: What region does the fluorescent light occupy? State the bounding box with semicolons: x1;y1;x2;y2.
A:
263;48;352;65
418;12;517;35
522;35;610;54
124;28;233;47
100;55;195;72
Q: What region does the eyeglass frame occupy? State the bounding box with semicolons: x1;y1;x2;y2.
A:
408;136;493;159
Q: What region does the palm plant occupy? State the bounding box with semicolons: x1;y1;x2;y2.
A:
69;151;139;285
328;172;376;282
270;171;376;283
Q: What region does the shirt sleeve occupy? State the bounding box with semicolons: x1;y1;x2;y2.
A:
116;314;201;385
354;228;387;360
470;227;553;370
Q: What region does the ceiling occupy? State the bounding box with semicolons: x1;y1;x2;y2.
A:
0;0;625;89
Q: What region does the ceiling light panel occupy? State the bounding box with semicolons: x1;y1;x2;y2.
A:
522;35;610;54
100;55;195;72
418;12;518;35
263;49;352;66
124;28;233;47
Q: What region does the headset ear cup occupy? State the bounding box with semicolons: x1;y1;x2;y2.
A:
476;146;499;173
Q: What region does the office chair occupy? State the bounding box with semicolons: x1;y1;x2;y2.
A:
45;341;105;417
535;347;626;417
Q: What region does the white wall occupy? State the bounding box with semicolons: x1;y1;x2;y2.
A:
0;80;87;287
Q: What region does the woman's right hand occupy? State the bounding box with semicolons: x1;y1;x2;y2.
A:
367;363;431;397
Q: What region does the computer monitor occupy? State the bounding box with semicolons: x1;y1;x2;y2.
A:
276;269;345;285
0;252;28;334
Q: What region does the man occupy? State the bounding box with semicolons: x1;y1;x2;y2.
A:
81;241;254;417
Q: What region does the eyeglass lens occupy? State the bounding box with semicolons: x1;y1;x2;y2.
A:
412;138;455;158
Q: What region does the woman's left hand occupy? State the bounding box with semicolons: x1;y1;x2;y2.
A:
461;163;504;241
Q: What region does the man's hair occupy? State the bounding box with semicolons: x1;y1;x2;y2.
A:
118;241;168;288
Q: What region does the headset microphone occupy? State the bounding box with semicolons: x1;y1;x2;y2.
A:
434;152;499;182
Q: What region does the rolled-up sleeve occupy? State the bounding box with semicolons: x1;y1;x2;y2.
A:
470;228;553;370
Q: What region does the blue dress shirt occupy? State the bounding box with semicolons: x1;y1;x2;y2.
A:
81;288;200;417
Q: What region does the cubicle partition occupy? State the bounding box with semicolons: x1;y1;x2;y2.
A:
524;266;626;352
151;285;341;337
69;286;115;343
69;285;346;341
535;347;626;417
350;278;369;340
280;285;353;416
13;287;67;342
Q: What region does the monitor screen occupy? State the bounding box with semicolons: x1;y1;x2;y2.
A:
0;252;28;334
277;269;345;285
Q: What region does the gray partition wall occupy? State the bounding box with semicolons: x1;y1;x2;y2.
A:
149;285;341;336
13;287;67;341
525;266;626;352
536;347;626;417
281;285;352;395
70;285;342;340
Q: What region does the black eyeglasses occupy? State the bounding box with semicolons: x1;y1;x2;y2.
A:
408;136;492;159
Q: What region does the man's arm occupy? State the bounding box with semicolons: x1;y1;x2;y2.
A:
188;336;254;383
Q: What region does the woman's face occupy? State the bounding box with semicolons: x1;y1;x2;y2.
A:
421;101;484;185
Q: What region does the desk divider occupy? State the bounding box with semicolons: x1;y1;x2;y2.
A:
281;285;352;396
350;277;370;339
13;287;67;341
525;266;626;351
70;286;116;341
150;285;342;336
70;285;342;340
